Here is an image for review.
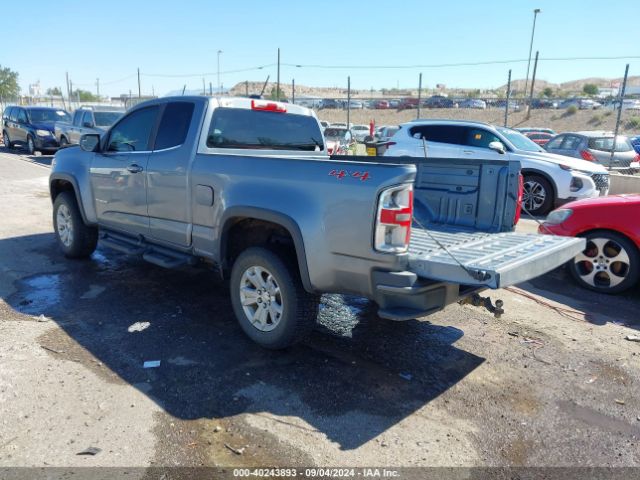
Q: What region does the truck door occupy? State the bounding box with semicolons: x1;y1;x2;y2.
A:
146;101;198;247
76;111;94;143
90;105;160;237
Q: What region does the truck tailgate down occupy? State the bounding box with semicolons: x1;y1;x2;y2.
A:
408;226;586;289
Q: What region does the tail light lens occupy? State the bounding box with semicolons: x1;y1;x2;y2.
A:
580;150;596;161
513;173;524;226
374;184;413;252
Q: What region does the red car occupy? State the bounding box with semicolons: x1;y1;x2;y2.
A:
524;131;554;146
539;195;640;293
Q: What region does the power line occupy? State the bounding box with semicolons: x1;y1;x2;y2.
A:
140;64;276;78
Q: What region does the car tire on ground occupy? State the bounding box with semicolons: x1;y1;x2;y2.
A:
522;174;554;216
3;131;13;149
230;246;319;349
59;136;68;147
568;230;639;294
52;191;98;258
26;135;36;155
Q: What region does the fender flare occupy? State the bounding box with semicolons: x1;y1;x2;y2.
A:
49;173;91;225
219;206;313;293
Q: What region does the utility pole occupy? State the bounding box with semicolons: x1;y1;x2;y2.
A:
526;51;539;119
347;76;351;129
96;78;100;98
202;78;206;96
524;8;541;100
417;73;423;119
245;81;249;97
610;64;630;170
217;50;223;95
276;48;281;101
209;82;213;96
65;72;70;103
292;79;295;104
137;68;141;98
504;69;512;127
69;79;73;107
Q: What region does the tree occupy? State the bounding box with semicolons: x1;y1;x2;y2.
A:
542;87;554;98
46;87;62;96
70;89;99;102
583;84;598;96
0;65;20;99
268;86;287;101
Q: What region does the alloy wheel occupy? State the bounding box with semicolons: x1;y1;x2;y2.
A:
574;237;631;288
239;265;283;332
56;204;74;247
523;180;546;212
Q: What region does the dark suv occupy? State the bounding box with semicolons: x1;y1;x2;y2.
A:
2;106;71;154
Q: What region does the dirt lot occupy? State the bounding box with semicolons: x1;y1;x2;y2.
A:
1;149;639;478
318;107;640;135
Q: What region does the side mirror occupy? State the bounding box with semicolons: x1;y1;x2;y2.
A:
79;134;101;152
83;121;94;128
488;141;506;154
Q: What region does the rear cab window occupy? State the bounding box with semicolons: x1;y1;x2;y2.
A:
154;102;195;150
205;103;324;152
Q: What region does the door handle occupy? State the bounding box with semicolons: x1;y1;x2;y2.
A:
463;150;473;154
127;164;143;173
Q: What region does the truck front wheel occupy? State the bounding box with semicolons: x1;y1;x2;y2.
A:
230;247;319;349
52;192;98;258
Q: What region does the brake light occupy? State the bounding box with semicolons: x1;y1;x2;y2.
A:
251;100;287;113
580;150;595;161
374;185;413;252
513;173;524;225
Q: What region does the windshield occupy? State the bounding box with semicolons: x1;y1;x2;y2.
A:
352;126;368;131
94;111;123;127
324;128;348;139
28;109;70;123
496;127;543;152
588;136;633;153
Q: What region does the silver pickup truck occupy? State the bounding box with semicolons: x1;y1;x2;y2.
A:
49;96;585;348
55;106;124;146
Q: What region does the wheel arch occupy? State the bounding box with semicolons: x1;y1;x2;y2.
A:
219;206;313;293
573;228;640;253
520;168;558;201
49;174;90;225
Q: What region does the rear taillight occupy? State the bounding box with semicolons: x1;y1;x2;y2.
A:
580;150;596;161
514;173;524;225
374;184;413;252
251;99;286;113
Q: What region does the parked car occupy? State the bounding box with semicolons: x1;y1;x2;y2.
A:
372;100;390;109
55;106;124;146
530;99;558;109
323;126;355;154
604;99;640;111
376;125;400;142
544;131;640;172
523;131;554;146
399;98;419;110
351;124;370;143
516;127;556;135
540;195;640;293
458;99;487;109
388;99;400;109
630;136;640;154
560;98;601;110
493;99;520;111
384;119;609;215
2;106;70;154
423;95;456;108
49;96;584;349
320;99;340;109
345;100;364;109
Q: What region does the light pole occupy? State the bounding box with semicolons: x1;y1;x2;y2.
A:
523;8;541;99
217;50;223;95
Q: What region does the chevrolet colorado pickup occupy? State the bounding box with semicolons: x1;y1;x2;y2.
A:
49;96;585;348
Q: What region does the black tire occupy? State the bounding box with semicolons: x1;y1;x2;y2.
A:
568;230;639;294
52;191;98;258
230;246;319;349
522;174;554;216
26;135;36;155
3;131;12;149
59;136;68;147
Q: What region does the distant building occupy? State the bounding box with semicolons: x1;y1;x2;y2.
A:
597;87;619;98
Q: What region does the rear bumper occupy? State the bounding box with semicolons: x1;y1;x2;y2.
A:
371;270;473;321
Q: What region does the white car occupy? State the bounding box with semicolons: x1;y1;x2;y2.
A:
351;124;370;142
384;119;609;216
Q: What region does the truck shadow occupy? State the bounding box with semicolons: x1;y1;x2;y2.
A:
4;233;484;451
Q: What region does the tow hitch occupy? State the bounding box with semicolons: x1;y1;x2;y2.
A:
459;293;504;318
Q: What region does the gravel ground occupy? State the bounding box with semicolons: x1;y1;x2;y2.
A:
0;149;639;476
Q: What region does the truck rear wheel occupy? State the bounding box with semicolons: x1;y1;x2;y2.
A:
53;192;98;258
230;247;319;349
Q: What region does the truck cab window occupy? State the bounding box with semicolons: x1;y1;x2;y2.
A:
107;106;159;152
154;102;195;150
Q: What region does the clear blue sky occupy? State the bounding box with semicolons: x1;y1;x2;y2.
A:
5;0;638;97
